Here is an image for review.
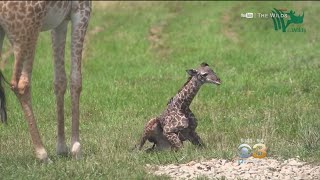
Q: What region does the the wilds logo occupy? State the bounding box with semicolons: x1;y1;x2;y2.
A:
271;8;305;32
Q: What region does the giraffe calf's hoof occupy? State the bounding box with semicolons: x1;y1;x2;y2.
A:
146;147;156;153
71;142;82;160
198;143;206;148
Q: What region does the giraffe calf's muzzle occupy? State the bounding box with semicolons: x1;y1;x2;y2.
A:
211;78;221;85
213;80;221;85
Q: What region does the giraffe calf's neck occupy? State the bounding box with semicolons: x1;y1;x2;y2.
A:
170;76;203;110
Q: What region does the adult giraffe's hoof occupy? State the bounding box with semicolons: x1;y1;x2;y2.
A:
36;148;52;163
56;142;69;156
71;142;82;160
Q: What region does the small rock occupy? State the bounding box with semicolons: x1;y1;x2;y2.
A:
284;175;291;180
248;170;258;174
187;161;196;166
243;173;251;179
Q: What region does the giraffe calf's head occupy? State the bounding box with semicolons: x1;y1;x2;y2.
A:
186;62;221;85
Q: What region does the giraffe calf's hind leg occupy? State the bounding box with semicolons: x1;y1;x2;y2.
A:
138;117;159;151
189;131;205;147
138;135;148;151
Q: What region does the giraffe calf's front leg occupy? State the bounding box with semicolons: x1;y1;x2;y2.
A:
189;131;205;147
163;132;182;151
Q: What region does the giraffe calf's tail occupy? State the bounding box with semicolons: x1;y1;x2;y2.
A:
0;71;7;124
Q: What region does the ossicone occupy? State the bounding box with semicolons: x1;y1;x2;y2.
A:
200;62;209;67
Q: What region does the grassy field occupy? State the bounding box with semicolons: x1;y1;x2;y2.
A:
0;1;319;179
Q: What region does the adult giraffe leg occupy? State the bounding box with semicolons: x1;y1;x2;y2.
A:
11;42;49;162
51;20;68;156
70;1;91;159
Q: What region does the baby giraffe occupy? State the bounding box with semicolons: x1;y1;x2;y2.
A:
138;62;221;151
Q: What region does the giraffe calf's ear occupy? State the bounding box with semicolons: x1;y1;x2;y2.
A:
200;62;209;67
186;69;198;76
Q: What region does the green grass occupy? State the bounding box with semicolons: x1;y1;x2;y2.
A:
0;1;319;179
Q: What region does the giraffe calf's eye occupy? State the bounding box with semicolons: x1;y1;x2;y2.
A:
201;73;208;77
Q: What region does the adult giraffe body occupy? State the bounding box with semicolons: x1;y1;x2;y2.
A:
0;1;91;162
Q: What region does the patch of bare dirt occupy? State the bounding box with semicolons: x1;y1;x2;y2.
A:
220;4;243;44
148;20;171;59
146;157;320;179
147;3;183;60
221;14;239;43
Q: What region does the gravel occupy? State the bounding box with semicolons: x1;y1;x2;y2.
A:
146;157;320;179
